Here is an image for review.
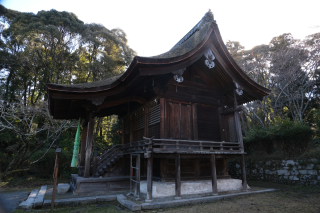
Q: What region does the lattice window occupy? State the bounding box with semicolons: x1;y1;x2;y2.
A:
133;109;145;131
149;104;160;126
148;123;160;139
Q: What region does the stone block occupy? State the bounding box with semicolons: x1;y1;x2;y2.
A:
43;197;96;207
300;175;312;181
116;194;127;200
117;194;140;211
311;158;319;164
299;170;308;175
290;169;299;175
236;164;240;168
317;176;320;181
308;170;317;175
19;189;39;209
33;186;47;208
306;164;314;170
57;183;70;194
277;170;289;176
289;176;299;181
96;195;116;202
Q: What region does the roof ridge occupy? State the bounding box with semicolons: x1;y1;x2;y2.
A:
171;9;215;49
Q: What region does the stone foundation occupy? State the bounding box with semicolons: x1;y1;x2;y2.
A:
140;179;249;198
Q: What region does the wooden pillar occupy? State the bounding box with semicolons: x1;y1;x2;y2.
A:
234;90;244;153
192;103;198;140
160;98;165;138
79;124;87;176
223;158;228;176
84;114;95;178
240;154;248;190
144;106;149;138
145;154;153;203
121;118;125;144
130;115;133;143
211;154;218;195
135;155;140;197
174;153;181;199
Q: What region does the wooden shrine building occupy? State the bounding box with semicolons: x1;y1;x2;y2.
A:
47;10;270;200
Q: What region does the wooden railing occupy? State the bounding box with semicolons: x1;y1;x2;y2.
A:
94;137;242;177
147;138;242;153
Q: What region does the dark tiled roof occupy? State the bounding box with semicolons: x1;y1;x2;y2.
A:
48;74;122;89
151;10;215;59
48;11;215;89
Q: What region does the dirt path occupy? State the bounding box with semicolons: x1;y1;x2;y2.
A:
0;191;29;212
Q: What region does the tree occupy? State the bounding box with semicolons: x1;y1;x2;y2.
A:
0;100;75;177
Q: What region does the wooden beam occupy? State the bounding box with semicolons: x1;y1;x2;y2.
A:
146;154;153;203
211;154;218;195
84;114;95;178
174;153;181;199
240;154;247;190
98;96;146;110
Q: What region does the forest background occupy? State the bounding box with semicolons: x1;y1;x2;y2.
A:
0;5;319;180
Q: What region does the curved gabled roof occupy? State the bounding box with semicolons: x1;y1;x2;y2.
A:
47;10;270;119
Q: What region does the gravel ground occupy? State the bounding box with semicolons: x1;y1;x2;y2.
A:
0;191;29;212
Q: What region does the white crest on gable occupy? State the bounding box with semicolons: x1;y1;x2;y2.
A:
204;48;215;69
173;68;186;83
233;80;243;96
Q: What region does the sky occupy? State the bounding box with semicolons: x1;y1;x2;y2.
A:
1;0;320;57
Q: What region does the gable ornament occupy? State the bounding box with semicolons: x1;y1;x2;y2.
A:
204;48;215;69
173;68;186;83
233;81;243;96
90;98;105;106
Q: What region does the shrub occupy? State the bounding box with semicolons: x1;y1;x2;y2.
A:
244;119;314;158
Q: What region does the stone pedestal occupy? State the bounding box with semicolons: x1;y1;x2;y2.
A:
140;179;250;198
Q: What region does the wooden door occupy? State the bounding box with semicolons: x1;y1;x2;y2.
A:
167;102;192;139
197;105;221;141
224;114;237;142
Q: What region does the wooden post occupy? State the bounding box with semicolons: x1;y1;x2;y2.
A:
211;154;218;195
240;154;248;190
192;103;198;140
145;106;149;138
84;114;95;178
234;90;244;153
51;148;61;212
223;158;228;176
160;98;165;138
130;115;133;143
135;155;140;198
145;154;153;203
92;147;98;177
174;153;181;199
122;118;125;144
79;124;87;176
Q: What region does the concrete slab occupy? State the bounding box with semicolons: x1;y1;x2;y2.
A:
33;186;47;208
96;195;117;202
141;188;278;210
43;196;96;207
19;189;39;209
140;179;250;198
117;194;141;211
57;183;70;194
